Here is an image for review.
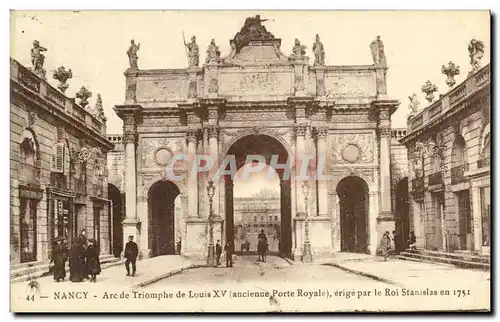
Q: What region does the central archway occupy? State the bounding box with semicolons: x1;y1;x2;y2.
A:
148;180;180;256
336;176;369;253
223;134;293;258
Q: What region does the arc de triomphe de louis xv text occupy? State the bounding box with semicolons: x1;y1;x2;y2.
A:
114;16;401;260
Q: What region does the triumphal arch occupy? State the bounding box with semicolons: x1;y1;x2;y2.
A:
114;17;399;260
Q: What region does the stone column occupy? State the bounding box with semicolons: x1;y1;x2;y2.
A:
187;129;199;218
378;109;392;217
471;186;482;253
317;127;328;216
331;193;340;251
122;115;140;249
369;191;379;255
208;125;220;217
295;124;307;215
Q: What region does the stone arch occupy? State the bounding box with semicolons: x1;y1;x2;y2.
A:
330;170;376;196
222;128;294;160
479;122;490;158
142;174;186;199
19;128;40;164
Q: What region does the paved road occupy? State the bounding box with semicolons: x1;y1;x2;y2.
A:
153;255;385;287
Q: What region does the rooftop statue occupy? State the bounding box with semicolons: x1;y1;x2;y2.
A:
289;38;307;61
31;40;47;78
370;35;387;67
468;39;485;72
205;39;221;64
127;40;140;70
312;34;325;66
184;36;199;68
408;93;420;118
231;15;275;53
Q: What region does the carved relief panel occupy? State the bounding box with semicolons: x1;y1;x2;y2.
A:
218;70;293;96
327;133;375;165
140;137;185;169
324;73;376;98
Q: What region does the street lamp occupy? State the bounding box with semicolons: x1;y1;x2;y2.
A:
302;181;312;263
207;179;216;266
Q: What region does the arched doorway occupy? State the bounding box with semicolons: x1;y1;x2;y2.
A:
224;134;293;258
336;176;369;253
108;184;124;258
148;180;180;256
395;177;409;252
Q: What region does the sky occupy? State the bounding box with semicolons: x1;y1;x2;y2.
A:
10;10;490;135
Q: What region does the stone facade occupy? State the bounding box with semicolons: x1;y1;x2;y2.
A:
113;20;405;260
10;59;114;266
401;64;490;255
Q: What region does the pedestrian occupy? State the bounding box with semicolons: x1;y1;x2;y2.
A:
124;235;138;277
86;239;101;282
224;240;234;268
257;229;268;262
176;237;182;255
407;231;417;252
215;240;222;266
378;231;391;261
390;230;397;254
77;229;89;280
51;236;68;282
69;241;86;282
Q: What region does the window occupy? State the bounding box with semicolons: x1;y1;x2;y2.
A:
275;215;278;222
51;142;65;173
254;216;257;222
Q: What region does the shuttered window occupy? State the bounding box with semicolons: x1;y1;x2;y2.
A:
50;143;65;173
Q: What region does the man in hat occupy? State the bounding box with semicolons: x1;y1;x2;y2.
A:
124;235;139;276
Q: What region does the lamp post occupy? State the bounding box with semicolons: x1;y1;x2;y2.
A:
207;179;216;266
302;181;312;263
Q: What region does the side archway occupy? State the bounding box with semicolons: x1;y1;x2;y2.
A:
108;183;124;257
148;180;181;256
395;177;409;252
335;175;370;253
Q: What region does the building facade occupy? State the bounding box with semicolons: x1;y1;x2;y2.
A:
233;193;281;252
10;58;114;265
401;59;490;255
113;17;408;260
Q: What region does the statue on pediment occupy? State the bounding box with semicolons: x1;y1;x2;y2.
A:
127;40;140;70
232;15;275;53
184;36;199;68
370;35;386;67
31;40;47;78
205;39;221;64
468;39;485;72
312;34;325;66
289;38;307;61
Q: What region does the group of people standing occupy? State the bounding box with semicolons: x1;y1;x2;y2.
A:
216;240;235;268
378;230;418;261
51;229;101;283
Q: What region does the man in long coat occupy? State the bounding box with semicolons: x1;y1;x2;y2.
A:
51;236;68;282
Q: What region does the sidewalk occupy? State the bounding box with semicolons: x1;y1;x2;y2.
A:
324;256;491;289
11;255;204;301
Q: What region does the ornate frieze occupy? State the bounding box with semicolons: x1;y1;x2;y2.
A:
327;133;374;165
222;110;288;122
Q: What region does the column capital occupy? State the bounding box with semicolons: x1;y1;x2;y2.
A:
294;123;307;137
207;125;219;139
186;128;198;143
123;132;137;144
316;126;328;139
